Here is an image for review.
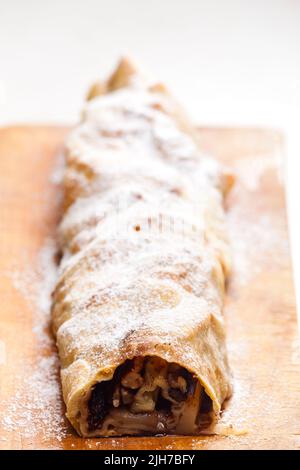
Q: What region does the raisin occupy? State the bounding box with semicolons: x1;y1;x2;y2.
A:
88;381;111;432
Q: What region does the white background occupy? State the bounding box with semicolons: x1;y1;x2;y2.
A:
0;0;299;314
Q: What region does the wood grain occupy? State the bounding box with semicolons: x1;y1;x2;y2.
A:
0;126;299;450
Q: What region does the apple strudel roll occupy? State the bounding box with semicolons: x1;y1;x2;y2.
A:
52;58;233;437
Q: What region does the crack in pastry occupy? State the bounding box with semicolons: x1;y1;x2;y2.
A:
52;57;233;437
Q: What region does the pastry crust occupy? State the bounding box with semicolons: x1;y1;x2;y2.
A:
52;58;233;436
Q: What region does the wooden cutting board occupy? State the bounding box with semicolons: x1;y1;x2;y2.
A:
0;126;299;450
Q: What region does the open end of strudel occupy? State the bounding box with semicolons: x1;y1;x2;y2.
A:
78;356;213;436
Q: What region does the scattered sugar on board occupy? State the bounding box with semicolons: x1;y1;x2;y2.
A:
227;163;289;287
234;153;282;192
0;153;68;445
1;238;68;444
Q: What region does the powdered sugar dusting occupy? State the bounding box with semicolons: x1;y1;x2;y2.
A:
234;154;281;192
0;237;68;445
227;165;289;286
1;356;66;445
